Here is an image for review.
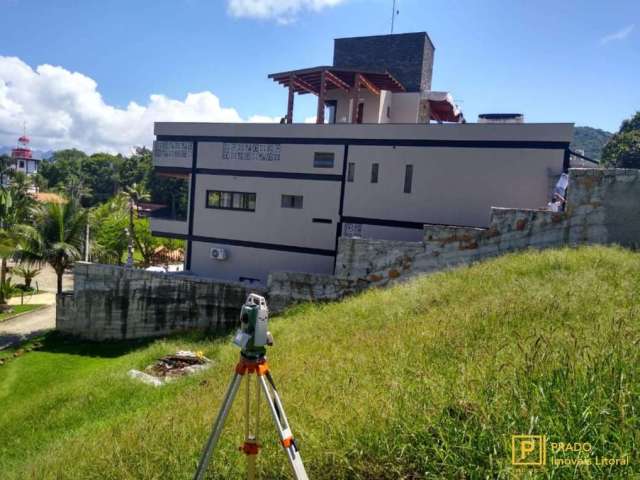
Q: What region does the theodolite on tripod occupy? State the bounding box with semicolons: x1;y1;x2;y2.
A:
194;293;309;480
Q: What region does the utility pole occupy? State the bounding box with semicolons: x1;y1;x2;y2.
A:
84;223;90;262
390;0;398;34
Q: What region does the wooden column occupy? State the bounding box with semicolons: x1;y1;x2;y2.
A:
350;73;361;124
316;70;326;124
286;75;295;124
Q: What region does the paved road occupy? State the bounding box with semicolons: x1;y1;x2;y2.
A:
0;305;55;349
0;264;69;350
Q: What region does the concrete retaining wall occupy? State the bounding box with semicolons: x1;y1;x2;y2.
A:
335;168;640;285
57;263;261;340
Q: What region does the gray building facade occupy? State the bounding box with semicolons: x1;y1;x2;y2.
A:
151;122;573;284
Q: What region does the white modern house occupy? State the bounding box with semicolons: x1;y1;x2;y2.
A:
150;32;574;284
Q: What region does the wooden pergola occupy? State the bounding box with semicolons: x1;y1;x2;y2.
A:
268;66;405;124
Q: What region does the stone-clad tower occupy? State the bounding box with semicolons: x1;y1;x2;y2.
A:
332;32;435;93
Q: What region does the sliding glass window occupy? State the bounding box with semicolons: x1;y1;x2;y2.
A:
206;190;256;211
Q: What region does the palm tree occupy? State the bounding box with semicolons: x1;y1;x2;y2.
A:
0;189;21;311
18;200;88;294
122;183;150;267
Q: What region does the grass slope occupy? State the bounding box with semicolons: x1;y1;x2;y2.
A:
0;246;638;479
0;304;45;323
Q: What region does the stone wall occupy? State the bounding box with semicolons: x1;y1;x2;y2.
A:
333;32;434;92
335;168;640;285
57;263;261;340
267;271;369;312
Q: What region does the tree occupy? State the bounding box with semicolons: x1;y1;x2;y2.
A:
90;196;129;265
12;265;41;289
81;153;122;205
60;175;93;205
121;183;150;267
133;217;160;268
602;111;640;168
38;149;87;188
0;154;12;186
0;189;26;311
620;112;640;135
18;200;88;294
8;171;36;220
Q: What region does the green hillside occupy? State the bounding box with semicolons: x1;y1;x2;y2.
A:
572;126;613;161
0;246;638;479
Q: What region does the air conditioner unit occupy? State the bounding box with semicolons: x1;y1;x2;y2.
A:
210;247;228;261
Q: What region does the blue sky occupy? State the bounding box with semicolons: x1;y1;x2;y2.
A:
0;0;638;152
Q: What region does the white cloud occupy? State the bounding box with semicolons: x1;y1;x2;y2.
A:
600;24;635;44
0;56;276;154
227;0;347;24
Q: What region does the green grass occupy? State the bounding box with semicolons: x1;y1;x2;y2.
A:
0;304;45;323
0;246;638;479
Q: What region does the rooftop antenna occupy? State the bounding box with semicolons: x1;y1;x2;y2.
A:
390;0;399;34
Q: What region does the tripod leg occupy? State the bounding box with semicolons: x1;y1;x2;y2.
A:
245;373;256;480
194;372;243;480
258;372;309;480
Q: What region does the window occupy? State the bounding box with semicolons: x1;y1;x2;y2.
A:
347;162;355;182
314;152;335;168
206;190;256;211
281;195;303;209
356;103;364;123
370;163;379;183
403;165;413;193
18;160;24;169
325;100;337;124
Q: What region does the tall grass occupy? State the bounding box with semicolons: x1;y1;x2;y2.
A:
0;246;638;479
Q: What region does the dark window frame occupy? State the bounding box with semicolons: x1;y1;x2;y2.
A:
206;190;256;212
347;162;355;182
313;152;335;168
281;194;304;209
403;164;413;193
371;163;379;183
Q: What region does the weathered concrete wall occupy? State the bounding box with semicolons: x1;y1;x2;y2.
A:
57;263;261;340
267;271;369;313
335;168;640;284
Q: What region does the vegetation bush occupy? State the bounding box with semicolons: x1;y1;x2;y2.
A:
0;246;638;479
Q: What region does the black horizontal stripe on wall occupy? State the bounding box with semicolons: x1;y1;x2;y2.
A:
340;216;485;230
155;166;191;176
196;168;341;181
151;231;335;257
157;135;570;150
312;218;333;224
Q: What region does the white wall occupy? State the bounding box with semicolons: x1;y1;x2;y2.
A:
198;142;344;175
389;93;421;123
192;175;340;249
189;241;334;283
343;145;564;227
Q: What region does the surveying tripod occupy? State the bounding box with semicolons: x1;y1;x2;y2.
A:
193;354;309;480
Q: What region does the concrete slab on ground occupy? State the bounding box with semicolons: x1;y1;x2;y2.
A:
8;292;57;306
0;305;55;350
